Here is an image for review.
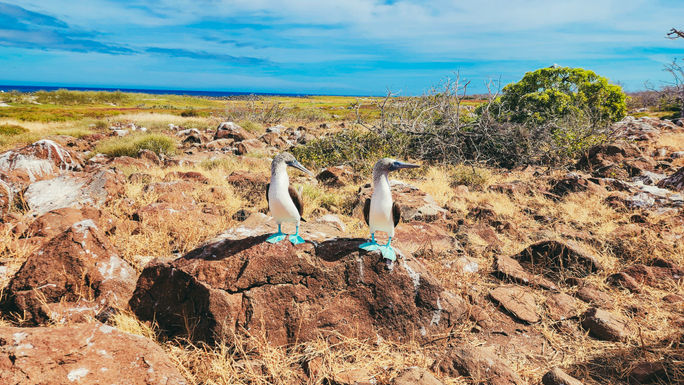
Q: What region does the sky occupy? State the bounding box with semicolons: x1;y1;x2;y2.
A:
1;1;684;95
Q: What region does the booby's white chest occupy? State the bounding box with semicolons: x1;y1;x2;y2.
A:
369;176;395;236
268;171;300;223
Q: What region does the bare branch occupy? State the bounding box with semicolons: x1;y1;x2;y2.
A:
667;28;684;39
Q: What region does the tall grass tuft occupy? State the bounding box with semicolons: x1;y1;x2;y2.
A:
95;133;177;157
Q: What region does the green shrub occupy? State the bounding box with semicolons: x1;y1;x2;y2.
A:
95;133;177;158
450;165;492;189
499;66;627;125
239;121;264;133
35;89;130;105
0;124;29;136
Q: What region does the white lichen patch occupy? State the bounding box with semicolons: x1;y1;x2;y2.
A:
430;298;442;326
67;368;89;382
99;324;114;334
72;219;97;235
12;332;28;345
400;259;421;291
97;255;130;281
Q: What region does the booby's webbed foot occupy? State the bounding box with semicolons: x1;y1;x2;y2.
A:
266;232;287;243
289;234;306;245
359;241;379;251
379;245;397;261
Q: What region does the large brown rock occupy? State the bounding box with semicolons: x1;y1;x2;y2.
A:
0;323;186;384
657;167;684;191
129;234;466;345
545;293;580;321
393;221;463;257
0;139;82;184
494;255;557;290
2;220;137;324
580;307;630;342
542;367;583;385
489;285;540;324
23;169;125;216
512;240;603;278
235;138;267;155
355;180;447;222
432;346;523;385
23;206;110;239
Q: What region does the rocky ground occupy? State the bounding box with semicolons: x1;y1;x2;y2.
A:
0;114;682;384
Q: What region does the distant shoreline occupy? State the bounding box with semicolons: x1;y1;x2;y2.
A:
0;85;344;98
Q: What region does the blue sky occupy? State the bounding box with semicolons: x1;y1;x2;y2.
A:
1;1;684;95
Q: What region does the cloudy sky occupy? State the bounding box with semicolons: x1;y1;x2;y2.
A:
1;0;683;95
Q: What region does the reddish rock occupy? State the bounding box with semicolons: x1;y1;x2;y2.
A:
317;165;355;187
432;346;523;385
576;143;642;178
393;367;443;385
662;293;683;303
0;139;82;184
143;180;196;204
235;138;267;155
260;132;290;149
488;181;535;196
129;235;466;345
545;293;580;321
512;240;603;278
548;174;605;198
2;220;136;324
355;180;447;222
128;172;153;184
138;149;162;165
163;171;210;184
657;166;684;191
581;307;630;342
494;255;557;290
334;368;374;385
393;221;463;256
0;177;12;215
108;155;150;169
0;323;187;384
489;285;540;324
607;272;641;293
226;170;269;203
23;207;110;239
628;361;668;384
542;367;583;385
204;138;234;150
574;284;612;308
214;121;255;141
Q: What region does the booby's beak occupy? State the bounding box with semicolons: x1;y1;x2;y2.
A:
287;160;314;176
389;160;420;171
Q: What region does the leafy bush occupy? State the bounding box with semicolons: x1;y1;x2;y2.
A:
0;124;28;136
499;66;627;125
95;133;177;157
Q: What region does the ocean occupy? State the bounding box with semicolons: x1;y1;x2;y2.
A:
0;85;310;98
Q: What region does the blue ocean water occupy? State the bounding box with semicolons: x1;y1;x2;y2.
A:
0;85;309;98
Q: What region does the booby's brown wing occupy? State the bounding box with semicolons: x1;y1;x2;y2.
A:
289;185;306;222
392;202;401;227
266;183;270;203
363;198;371;226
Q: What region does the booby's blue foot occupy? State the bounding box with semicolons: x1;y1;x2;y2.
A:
359;241;380;251
289;234;306;245
266;232;286;243
266;224;286;243
288;225;306;245
379;245;397;261
359;233;380;251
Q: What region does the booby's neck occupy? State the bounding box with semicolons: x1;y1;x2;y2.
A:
271;162;289;186
372;170;390;196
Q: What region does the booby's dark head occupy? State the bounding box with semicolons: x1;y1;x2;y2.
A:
373;158;420;177
272;152;313;176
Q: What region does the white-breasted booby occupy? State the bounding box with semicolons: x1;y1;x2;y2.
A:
266;152;313;245
359;158;419;260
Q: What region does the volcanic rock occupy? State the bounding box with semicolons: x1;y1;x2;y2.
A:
512;240;602;278
393;367;444;385
489;285;540;324
581;307;630;342
542;367;583;385
129;233;466;345
2;220;136;324
432;346;523;385
0;323;186;384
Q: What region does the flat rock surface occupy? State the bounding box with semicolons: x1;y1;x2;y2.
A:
489;285;540;323
0;323;187;385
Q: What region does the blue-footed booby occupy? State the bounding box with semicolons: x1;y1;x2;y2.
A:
266;152;313;245
359;158;419;260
